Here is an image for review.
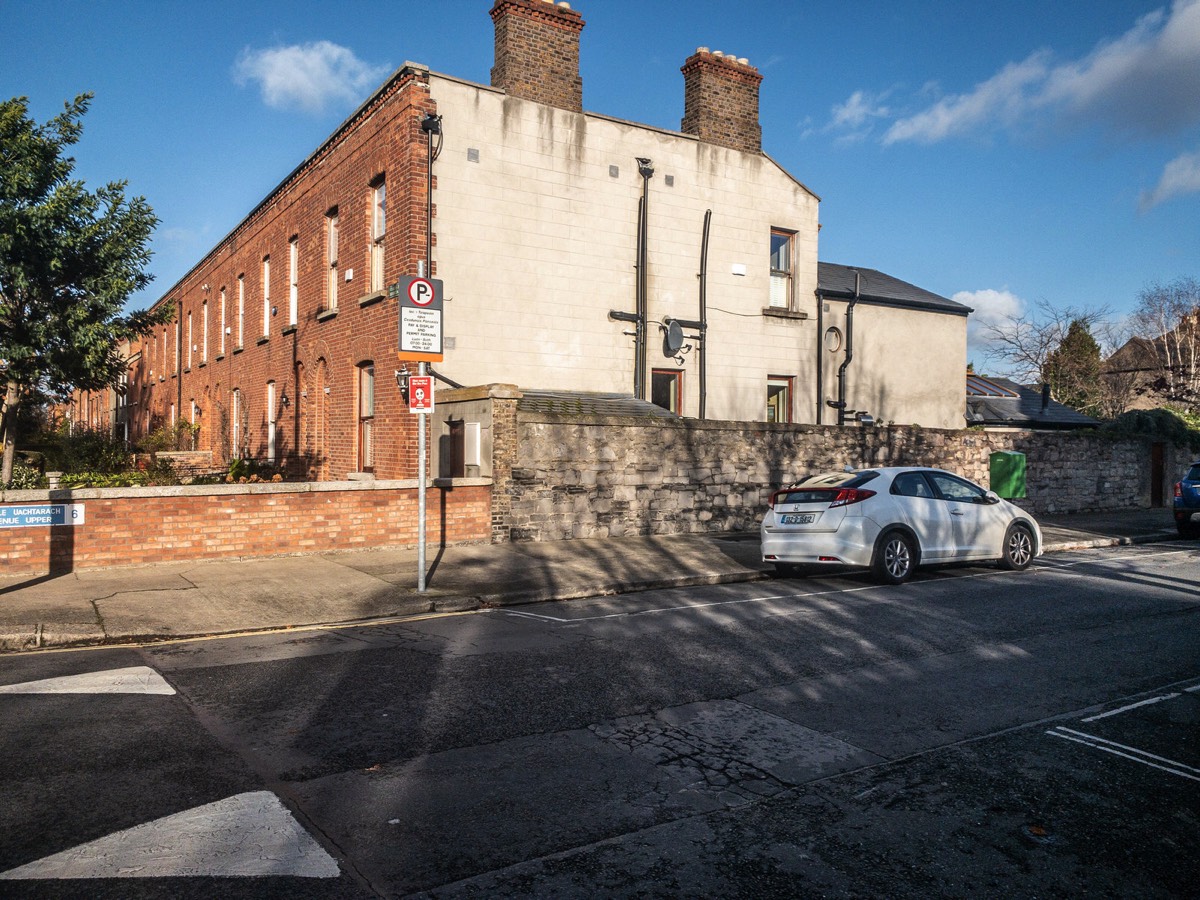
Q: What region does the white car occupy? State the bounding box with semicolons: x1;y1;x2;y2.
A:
761;467;1042;584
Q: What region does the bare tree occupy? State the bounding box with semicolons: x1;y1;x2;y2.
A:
1128;277;1200;412
982;298;1112;383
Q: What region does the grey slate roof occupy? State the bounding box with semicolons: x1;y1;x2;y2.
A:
966;375;1100;429
818;262;970;317
517;390;680;418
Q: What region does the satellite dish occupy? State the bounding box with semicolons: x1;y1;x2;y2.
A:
662;318;684;355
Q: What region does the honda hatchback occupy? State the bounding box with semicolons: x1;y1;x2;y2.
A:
761;467;1042;584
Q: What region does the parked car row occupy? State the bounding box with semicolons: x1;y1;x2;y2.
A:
761;467;1042;584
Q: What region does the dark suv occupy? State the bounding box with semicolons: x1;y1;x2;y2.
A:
1174;461;1200;537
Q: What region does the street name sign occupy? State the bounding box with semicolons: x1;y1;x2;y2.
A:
0;504;85;528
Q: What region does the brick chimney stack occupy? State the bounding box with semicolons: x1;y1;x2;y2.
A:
680;48;763;154
490;0;585;112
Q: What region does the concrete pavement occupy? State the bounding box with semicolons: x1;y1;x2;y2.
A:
0;508;1183;652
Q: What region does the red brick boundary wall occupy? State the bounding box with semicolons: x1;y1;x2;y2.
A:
0;480;491;576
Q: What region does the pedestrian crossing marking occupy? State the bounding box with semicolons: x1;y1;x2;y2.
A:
0;665;175;695
0;791;339;879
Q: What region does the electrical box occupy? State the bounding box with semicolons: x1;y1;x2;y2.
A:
989;451;1027;499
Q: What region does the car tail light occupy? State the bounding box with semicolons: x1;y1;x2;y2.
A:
829;488;876;508
1176;482;1183;498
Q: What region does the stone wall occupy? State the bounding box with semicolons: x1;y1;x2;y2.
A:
504;412;1190;541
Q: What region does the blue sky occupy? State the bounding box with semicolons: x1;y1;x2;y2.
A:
4;0;1199;369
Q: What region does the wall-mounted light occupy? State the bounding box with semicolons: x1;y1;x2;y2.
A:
279;389;290;408
420;112;442;135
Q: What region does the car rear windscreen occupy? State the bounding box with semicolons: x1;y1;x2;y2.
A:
777;471;878;504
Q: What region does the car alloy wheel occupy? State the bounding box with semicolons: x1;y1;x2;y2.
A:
1001;523;1034;570
873;531;914;584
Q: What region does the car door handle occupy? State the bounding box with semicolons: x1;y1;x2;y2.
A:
951;510;965;516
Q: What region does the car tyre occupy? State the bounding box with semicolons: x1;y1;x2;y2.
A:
1178;520;1198;538
873;531;915;584
1000;523;1035;570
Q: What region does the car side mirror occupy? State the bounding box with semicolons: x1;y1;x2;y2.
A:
982;490;1001;504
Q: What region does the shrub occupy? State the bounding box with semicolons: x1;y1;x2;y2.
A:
38;424;130;474
1101;407;1200;449
137;421;199;453
2;463;44;490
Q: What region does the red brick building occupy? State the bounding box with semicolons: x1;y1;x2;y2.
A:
93;0;970;481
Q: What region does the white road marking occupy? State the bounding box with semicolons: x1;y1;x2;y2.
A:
1082;693;1181;722
1037;548;1195;571
0;791;339;879
1047;726;1200;782
0;666;175;695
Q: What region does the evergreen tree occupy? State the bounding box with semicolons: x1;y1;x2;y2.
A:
1042;319;1103;416
0;94;169;483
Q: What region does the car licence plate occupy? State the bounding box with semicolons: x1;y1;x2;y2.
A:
780;513;816;524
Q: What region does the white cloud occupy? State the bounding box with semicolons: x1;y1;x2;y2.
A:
831;90;890;130
824;89;892;142
884;55;1048;145
879;0;1200;145
1036;0;1200;136
234;41;391;114
1139;147;1200;211
956;288;1025;366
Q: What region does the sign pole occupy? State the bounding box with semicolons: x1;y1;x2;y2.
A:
417;361;427;593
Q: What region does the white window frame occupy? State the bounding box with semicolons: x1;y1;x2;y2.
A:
358;362;375;472
370;177;386;293
266;380;277;463
219;287;226;356
288;237;299;327
326;208;339;310
261;255;271;337
231;388;241;458
767;375;794;423
770;229;794;310
237;275;245;348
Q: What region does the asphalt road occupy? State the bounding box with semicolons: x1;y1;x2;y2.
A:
1;542;1197;898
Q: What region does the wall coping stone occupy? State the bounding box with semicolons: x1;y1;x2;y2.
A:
438;383;522;402
1;477;493;504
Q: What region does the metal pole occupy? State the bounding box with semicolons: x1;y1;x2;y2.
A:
417;360;427;592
